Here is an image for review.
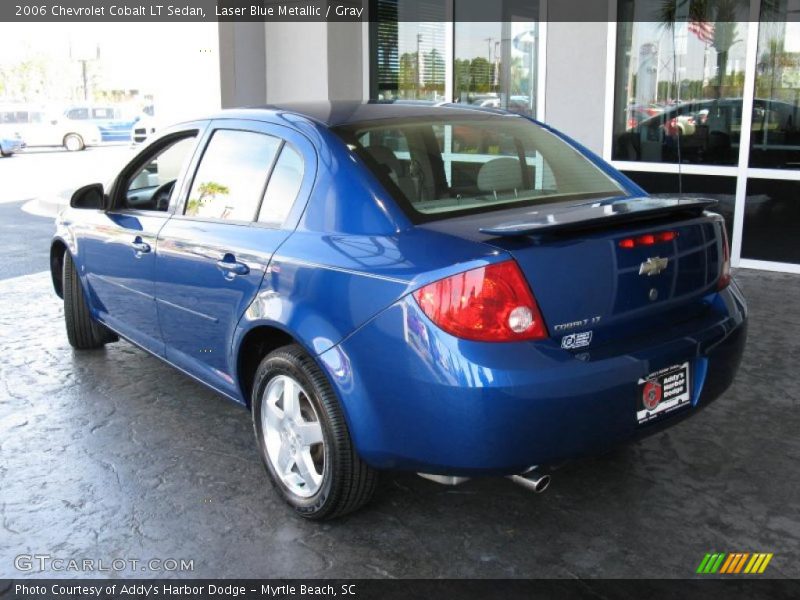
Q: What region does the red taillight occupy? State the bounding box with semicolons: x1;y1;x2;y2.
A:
718;222;732;290
412;260;547;342
639;233;656;246
619;231;678;248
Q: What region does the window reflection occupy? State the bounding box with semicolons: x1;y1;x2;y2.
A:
370;0;446;101
613;0;749;165
454;19;538;117
186;130;280;222
369;0;539;115
751;15;800;168
258;145;305;226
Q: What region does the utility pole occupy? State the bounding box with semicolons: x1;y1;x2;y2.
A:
80;59;89;100
70;41;98;102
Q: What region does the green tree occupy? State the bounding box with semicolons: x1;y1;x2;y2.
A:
424;48;445;93
470;57;494;93
186;182;230;216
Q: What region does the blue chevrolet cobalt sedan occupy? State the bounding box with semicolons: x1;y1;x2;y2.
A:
51;102;747;519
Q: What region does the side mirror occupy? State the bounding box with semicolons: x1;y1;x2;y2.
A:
70;183;106;210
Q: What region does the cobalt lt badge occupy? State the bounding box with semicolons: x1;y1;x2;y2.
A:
642;380;662;410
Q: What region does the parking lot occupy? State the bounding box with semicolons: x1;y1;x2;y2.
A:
0;149;798;579
1;145;135;212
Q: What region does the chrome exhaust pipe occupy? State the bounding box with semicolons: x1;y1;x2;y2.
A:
508;468;551;494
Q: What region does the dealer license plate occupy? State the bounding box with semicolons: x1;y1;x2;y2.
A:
637;362;691;425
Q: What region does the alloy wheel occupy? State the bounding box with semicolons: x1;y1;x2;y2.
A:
260;374;325;498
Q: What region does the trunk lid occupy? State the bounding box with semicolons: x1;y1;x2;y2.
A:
421;196;728;348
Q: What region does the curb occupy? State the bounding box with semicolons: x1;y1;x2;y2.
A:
21;189;72;219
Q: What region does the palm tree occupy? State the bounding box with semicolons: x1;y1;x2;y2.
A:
658;0;741;99
186;181;229;216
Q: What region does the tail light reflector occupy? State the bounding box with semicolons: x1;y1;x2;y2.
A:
412;260;547;342
718;222;732;290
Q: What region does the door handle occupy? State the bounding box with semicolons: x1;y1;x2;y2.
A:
131;236;151;254
216;254;250;276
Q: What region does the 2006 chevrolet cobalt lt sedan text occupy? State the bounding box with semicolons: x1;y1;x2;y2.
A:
51;102;747;519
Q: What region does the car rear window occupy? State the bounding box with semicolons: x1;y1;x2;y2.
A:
333;115;626;221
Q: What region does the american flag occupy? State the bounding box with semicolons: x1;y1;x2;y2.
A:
688;20;715;44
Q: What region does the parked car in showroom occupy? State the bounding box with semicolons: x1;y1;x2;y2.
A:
0;125;25;156
615;97;800;167
51;101;747;519
0;105;101;151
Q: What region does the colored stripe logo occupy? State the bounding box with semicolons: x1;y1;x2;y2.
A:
696;553;773;574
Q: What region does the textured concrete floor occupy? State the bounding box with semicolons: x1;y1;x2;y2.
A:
0;269;797;579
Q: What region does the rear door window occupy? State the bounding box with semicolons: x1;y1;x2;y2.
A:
257;144;304;226
185;129;281;222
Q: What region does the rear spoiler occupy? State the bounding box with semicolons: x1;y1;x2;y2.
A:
479;197;718;237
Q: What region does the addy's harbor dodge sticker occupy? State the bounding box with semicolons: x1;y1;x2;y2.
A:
637;362;691;424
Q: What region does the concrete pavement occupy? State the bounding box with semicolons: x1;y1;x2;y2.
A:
0;269;798;578
0;146;135;217
0;201;56;280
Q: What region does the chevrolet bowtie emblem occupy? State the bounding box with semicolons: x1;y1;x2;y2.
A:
639;256;669;276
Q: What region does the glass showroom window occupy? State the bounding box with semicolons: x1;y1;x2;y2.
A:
453;22;538;116
741;5;800;266
453;2;538;116
750;18;800;170
369;0;540;117
370;0;447;101
612;0;750;165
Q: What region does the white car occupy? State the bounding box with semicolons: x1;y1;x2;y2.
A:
0;105;101;151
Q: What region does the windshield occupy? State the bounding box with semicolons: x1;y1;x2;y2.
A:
333;115;627;221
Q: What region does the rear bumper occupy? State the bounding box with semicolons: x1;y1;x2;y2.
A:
318;281;747;475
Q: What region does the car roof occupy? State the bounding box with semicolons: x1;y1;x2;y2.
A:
209;100;520;128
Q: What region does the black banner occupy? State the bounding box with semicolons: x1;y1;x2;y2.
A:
1;579;800;600
1;0;795;22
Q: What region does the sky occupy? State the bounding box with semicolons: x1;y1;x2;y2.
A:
0;22;221;121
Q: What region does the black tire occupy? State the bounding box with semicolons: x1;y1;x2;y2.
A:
63;252;117;349
63;133;85;152
0;149;10;157
252;344;378;520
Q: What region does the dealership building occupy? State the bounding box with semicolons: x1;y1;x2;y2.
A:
217;0;800;274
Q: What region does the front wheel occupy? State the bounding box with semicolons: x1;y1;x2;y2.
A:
63;252;117;349
63;133;85;152
252;344;378;520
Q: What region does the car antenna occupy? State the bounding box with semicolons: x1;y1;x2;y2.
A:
672;4;685;196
